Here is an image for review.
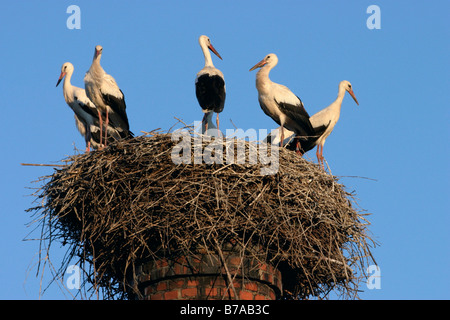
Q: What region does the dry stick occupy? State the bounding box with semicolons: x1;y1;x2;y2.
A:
21;163;67;167
213;237;238;300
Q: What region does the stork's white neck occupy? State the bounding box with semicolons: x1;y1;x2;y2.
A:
255;64;274;93
92;54;102;68
335;85;347;105
328;85;346;114
201;43;215;68
88;54;105;81
61;70;75;105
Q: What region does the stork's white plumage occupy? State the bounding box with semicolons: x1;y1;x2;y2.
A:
195;35;226;133
249;53;324;154
56;62;102;152
309;80;359;168
84;45;131;147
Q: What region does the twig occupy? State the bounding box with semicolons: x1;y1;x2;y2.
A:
21;163;67;168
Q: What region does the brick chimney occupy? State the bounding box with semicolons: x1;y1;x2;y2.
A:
131;244;282;300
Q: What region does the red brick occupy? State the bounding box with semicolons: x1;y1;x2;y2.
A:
269;290;276;300
240;290;254;300
259;262;268;271
212;277;226;287
182;287;197;298
150;293;163;300
156;281;167;291
174;263;183;274
168;279;185;290
192;258;202;265
187;280;198;287
205;287;218;297
254;295;267;300
155;259;168;268
164;290;179;300
244;282;258;292
223;288;235;299
178;257;187;264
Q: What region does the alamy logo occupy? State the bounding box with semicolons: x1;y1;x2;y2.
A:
65;265;81;290
66;5;81;30
366;265;381;289
171;122;280;176
366;5;381;30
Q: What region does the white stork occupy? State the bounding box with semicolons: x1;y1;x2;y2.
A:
56;62;102;152
84;45;132;147
249;53;325;154
309;80;359;168
195;35;226;133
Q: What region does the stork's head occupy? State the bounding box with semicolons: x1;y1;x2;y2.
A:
199;35;222;60
249;53;278;71
56;62;74;87
340;80;359;105
94;45;103;59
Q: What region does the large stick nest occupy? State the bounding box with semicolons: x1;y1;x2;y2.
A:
27;128;375;300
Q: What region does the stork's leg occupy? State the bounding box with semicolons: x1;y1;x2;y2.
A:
295;137;303;156
316;145;322;167
104;110;109;147
85;125;92;153
320;145;325;169
280;127;284;148
202;113;209;134
316;145;325;169
216;113;220;133
97;110;103;148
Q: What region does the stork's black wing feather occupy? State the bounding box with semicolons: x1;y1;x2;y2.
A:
195;74;226;113
100;90;132;138
297;120;331;153
274;97;315;136
74;96;98;119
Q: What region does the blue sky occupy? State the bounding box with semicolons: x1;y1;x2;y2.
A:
1;1;448;300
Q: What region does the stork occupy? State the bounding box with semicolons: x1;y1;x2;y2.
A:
84;45;132;147
249;53;325;154
195;35;226;133
309;80;359;168
56;62;102;152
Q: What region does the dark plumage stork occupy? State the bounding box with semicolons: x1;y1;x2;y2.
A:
84;45;132;147
249;53;326;154
195;35;226;133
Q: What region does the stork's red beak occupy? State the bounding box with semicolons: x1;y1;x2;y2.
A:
348;89;359;105
56;72;66;87
249;59;267;71
208;44;222;60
